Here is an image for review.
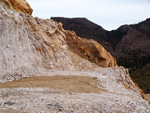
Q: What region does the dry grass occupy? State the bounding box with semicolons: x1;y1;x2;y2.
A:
0;75;106;94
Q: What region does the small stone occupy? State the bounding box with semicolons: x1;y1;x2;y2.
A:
23;76;27;78
4;101;15;105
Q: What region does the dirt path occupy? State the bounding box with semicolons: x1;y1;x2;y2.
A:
0;75;106;94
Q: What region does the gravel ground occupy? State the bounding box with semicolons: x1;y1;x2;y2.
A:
0;88;149;113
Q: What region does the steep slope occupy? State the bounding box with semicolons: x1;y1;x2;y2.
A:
0;7;73;79
0;1;117;81
51;17;150;93
0;0;149;112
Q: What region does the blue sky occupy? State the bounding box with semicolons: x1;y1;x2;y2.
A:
26;0;150;31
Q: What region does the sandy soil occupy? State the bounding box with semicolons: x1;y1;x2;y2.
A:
0;75;106;94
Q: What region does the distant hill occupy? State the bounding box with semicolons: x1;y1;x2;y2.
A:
51;17;150;93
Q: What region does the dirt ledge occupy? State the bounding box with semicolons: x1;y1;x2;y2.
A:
0;75;106;94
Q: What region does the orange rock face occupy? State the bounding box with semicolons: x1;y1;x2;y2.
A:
1;0;33;15
63;29;117;67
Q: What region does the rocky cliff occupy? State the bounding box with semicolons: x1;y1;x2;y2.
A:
51;17;150;93
0;0;117;80
0;0;149;112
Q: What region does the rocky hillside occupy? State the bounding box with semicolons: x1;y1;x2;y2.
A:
0;1;116;80
0;0;149;112
51;17;150;93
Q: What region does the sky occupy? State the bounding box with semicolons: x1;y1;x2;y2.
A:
26;0;150;31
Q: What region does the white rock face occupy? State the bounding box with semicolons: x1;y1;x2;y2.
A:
0;1;149;112
0;2;73;81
